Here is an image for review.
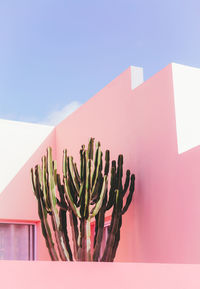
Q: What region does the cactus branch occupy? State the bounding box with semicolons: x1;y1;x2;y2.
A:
31;167;59;261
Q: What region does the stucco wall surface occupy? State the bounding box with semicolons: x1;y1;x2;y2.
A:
0;129;56;261
55;63;200;264
0;261;200;289
0;119;54;194
1;63;200;264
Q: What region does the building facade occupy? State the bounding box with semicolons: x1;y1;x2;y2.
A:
0;63;200;287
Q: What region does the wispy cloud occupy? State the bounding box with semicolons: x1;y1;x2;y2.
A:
42;101;81;126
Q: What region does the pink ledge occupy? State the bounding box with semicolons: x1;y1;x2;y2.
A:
0;261;200;289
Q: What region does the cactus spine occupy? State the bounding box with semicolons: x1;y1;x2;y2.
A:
31;138;135;261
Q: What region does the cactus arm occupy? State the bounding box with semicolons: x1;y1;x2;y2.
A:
56;174;68;210
41;156;47;202
87;137;94;160
93;192;107;261
110;215;122;262
116;155;123;192
39;200;59;261
91;143;102;196
69;210;79;260
68;156;80;196
78;219;85;261
37;165;43;190
41;156;52;213
47;147;72;261
62;149;81;218
77;182;84;207
90;175;108;217
101;189;121;262
78;218;91;261
90;173;103;204
59;209;73;261
106;190;115;211
93;213;99;248
91;142;99;186
31;168;37;197
62;149;80;259
84;158;92;218
80;145;86;183
78;219;84;260
101;210;119;261
91;144;103;204
63;149;68;176
106;162;117;211
101;156;124;261
102;171;134;261
79;138;94;260
31;167;59;261
104;150;110;176
86;218;91;261
122;170;130;197
79;147;86;213
74;162;81;184
56;174;73;260
64;179;81;218
80;185;86;218
92;149;109;204
121;174;135;215
37;196;59;261
53;160;57;185
56;199;68;211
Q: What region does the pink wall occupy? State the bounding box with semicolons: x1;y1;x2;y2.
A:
0;129;57;260
1;261;200;289
1;64;200;264
55;64;200;264
0;129;56;221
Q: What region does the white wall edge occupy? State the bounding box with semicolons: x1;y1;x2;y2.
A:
130;66;144;90
172;62;200;154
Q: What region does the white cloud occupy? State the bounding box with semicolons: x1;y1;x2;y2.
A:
42;101;81;125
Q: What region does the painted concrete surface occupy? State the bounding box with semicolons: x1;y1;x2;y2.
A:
0;128;56;260
55;63;200;264
0;128;56;222
131;65;144;90
1;64;200;265
0;261;200;289
172;63;200;153
0;119;54;193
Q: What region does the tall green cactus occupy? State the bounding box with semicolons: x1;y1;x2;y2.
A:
31;138;135;261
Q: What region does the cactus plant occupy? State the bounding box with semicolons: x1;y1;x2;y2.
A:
31;138;135;261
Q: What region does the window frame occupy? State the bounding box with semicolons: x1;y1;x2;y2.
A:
0;220;37;261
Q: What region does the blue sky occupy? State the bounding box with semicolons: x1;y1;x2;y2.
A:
0;0;200;124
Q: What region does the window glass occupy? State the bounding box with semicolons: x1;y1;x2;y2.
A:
0;223;35;260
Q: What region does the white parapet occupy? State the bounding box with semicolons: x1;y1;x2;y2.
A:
172;63;200;154
130;65;144;90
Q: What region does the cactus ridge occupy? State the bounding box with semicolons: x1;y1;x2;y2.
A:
31;138;135;262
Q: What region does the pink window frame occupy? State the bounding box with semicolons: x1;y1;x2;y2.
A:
0;219;37;260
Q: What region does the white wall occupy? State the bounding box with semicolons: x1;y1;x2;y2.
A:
130;66;144;90
0;119;54;193
172;63;200;154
